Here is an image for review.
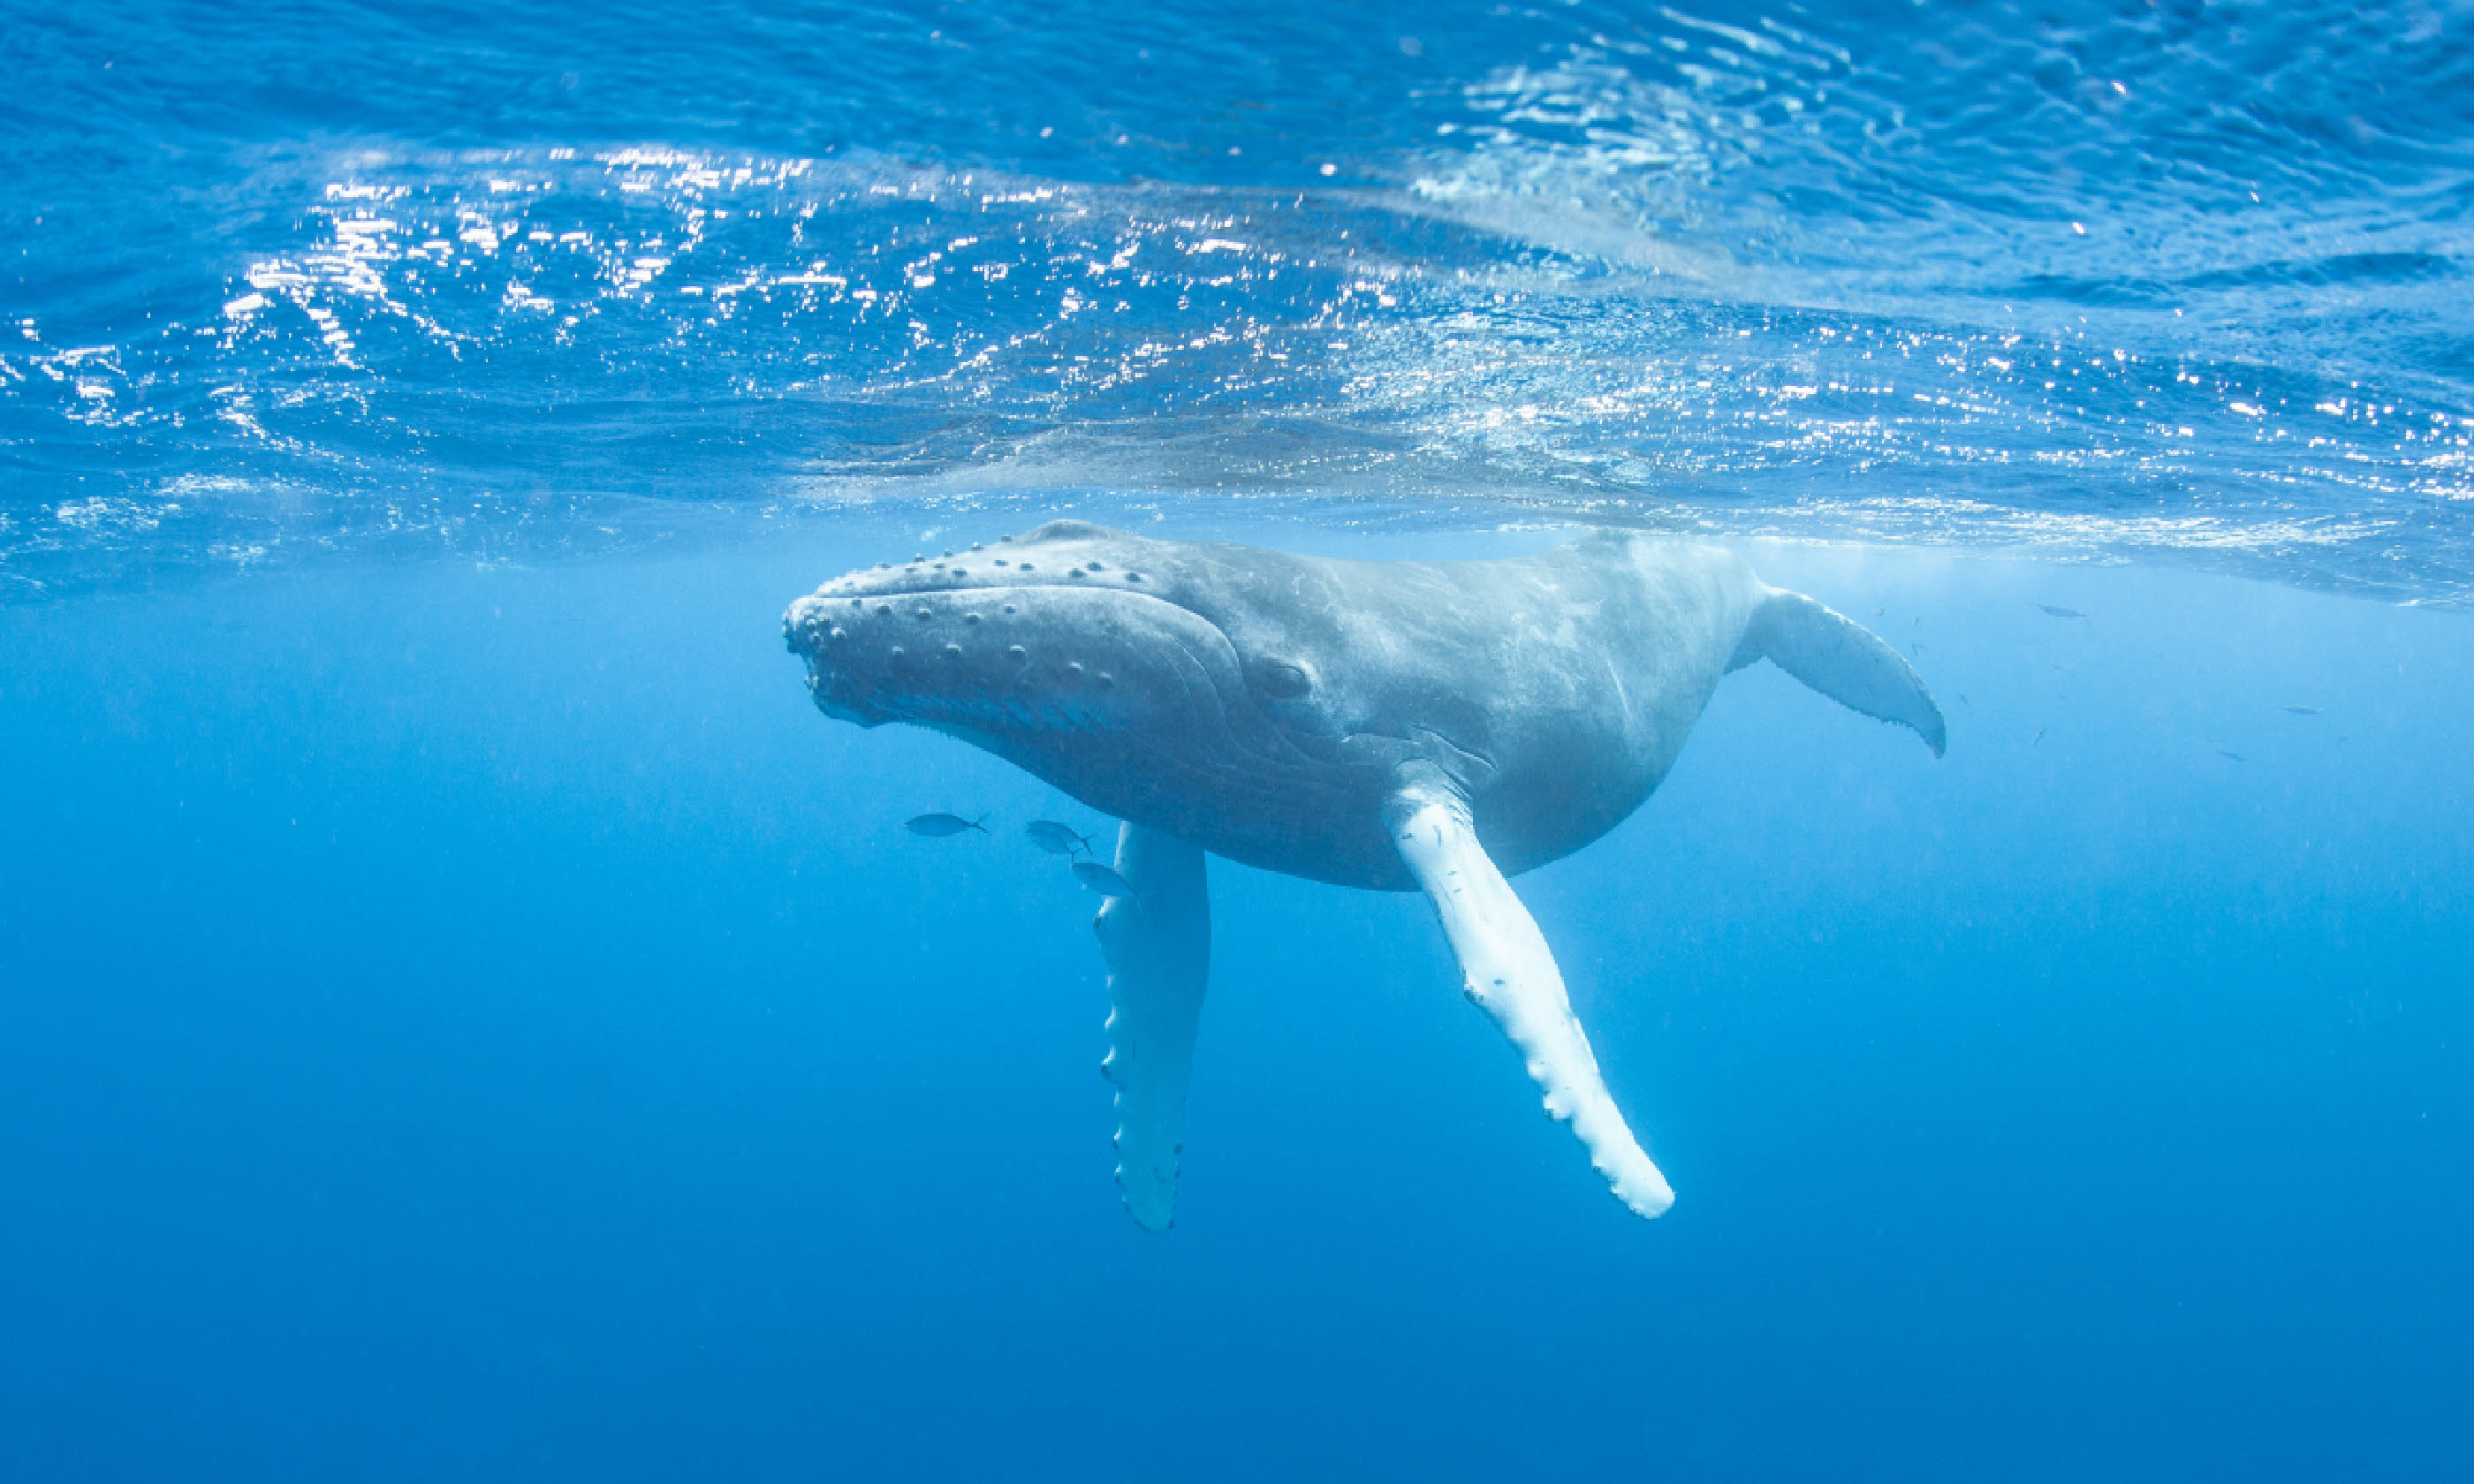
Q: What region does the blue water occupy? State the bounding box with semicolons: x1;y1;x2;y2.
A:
5;2;2473;1479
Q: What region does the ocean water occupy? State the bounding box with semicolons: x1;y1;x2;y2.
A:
4;1;2471;1480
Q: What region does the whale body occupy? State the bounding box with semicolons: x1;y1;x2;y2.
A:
785;522;1944;1226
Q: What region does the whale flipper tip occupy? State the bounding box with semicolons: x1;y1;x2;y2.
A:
1751;588;1948;756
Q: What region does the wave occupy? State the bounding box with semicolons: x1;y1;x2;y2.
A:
3;0;2470;601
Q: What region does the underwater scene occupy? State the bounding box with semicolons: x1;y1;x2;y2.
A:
4;0;2470;1478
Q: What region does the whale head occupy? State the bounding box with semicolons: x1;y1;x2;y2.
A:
784;521;1401;874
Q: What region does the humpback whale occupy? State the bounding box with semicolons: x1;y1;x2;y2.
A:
785;522;1945;1227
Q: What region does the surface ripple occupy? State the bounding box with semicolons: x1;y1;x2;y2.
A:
3;0;2468;598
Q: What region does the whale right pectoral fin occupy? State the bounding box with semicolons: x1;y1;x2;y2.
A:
1094;822;1210;1232
1383;771;1675;1219
1744;587;1948;757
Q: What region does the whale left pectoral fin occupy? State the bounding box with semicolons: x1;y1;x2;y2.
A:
1743;587;1948;757
1383;772;1675;1219
1093;822;1211;1232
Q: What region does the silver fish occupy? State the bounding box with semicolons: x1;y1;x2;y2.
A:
1024;820;1095;857
2038;604;2086;619
1071;860;1138;898
906;813;989;837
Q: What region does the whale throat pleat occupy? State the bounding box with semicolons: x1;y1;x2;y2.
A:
1383;774;1675;1219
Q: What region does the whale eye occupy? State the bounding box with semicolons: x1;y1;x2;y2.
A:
1253;659;1313;701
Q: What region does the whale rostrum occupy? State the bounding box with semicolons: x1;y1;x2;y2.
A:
785;522;1945;1226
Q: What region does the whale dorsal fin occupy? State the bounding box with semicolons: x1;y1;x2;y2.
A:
1740;588;1948;756
1383;768;1675;1218
1093;822;1211;1231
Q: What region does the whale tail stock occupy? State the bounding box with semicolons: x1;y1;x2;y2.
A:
1737;587;1948;757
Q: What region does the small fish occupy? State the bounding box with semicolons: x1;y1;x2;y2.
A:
2030;729;2045;746
1024;820;1095;857
906;813;989;838
2218;750;2245;762
1072;860;1139;898
2038;604;2086;619
2282;705;2322;716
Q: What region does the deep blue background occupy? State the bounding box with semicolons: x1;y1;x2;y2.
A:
3;522;2468;1480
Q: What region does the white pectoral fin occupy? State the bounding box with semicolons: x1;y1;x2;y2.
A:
1093;822;1211;1232
1384;777;1674;1219
1749;587;1947;756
